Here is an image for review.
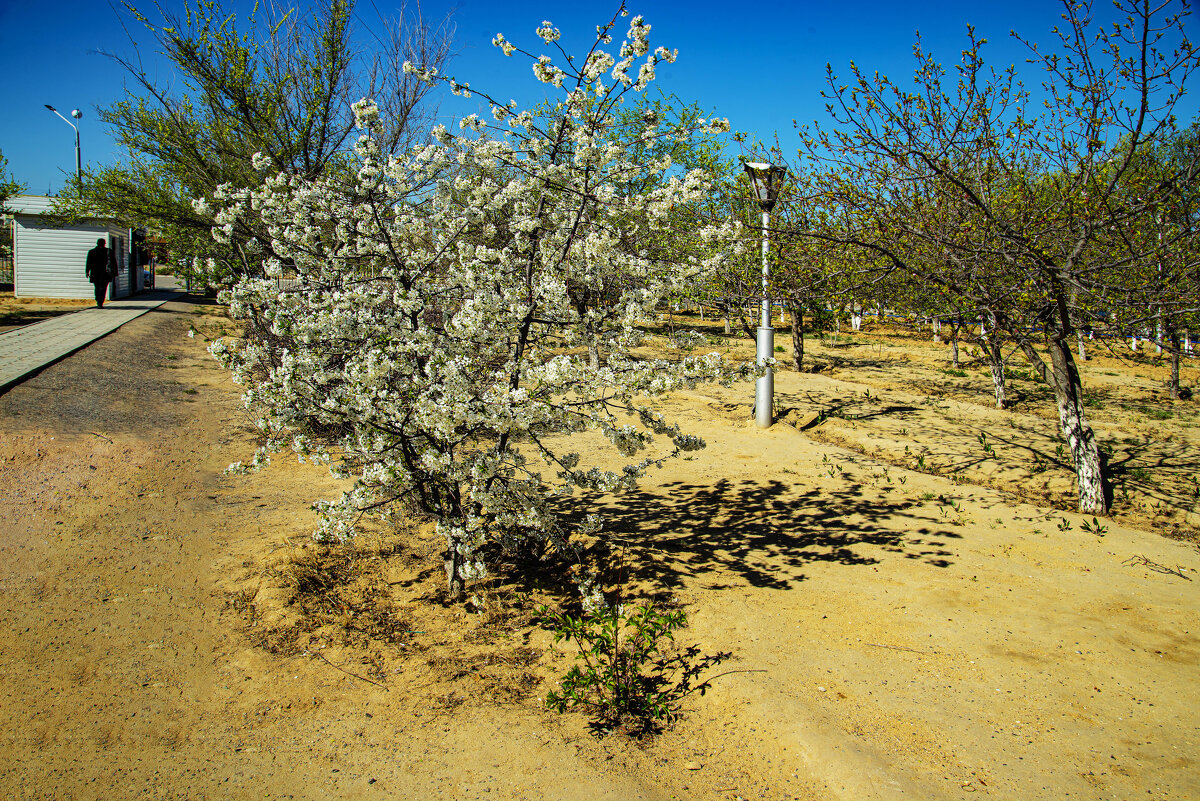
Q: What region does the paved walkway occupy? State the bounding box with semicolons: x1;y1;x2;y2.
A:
0;288;182;392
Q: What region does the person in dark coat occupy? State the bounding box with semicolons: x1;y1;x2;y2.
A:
85;238;117;308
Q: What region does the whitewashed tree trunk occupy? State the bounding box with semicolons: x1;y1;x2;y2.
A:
1021;337;1108;514
990;359;1007;408
983;312;1007;408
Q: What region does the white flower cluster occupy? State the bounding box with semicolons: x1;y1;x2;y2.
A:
212;10;747;595
492;32;517;56
536;21;561;43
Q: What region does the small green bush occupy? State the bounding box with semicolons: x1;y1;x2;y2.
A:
540;602;728;735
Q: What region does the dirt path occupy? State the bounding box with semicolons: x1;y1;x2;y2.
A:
1;301;1197;800
0;301;661;800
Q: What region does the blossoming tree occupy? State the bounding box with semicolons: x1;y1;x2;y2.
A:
210;6;748;599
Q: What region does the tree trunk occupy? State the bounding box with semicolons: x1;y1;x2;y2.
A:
738;308;756;341
989;358;1007;409
1077;329;1087;361
949;319;962;367
444;541;467;601
982;311;1006;408
788;299;805;371
1169;328;1181;400
1021;336;1108;514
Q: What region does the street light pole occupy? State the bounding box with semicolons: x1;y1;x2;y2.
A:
743;161;787;428
44;104;82;189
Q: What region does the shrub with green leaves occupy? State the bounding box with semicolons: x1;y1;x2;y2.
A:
540;602;727;734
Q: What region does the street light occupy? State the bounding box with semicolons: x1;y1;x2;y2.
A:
743;160;787;428
44;104;82;189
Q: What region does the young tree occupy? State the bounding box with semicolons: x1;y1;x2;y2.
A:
0;149;25;267
212;8;748;598
0;149;24;211
799;1;1199;514
56;0;452;286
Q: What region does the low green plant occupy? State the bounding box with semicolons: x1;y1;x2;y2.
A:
539;602;729;735
1079;516;1108;536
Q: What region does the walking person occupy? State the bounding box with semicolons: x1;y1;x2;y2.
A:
85;238;117;308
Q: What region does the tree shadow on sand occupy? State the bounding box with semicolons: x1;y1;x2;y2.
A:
568;478;961;592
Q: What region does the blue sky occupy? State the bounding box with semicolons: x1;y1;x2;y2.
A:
0;0;1188;195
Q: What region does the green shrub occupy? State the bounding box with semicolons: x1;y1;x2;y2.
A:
540;602;728;735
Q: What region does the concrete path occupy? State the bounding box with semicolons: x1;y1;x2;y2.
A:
0;288;181;392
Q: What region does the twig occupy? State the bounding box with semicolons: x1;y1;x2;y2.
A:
1123;554;1192;581
867;642;928;653
90;431;113;442
309;650;389;689
700;668;768;683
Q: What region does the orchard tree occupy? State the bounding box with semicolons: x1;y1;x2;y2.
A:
56;0;452;286
799;0;1200;514
1107;123;1200;398
211;7;749;599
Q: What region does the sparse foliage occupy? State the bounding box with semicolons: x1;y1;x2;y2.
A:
540;602;729;734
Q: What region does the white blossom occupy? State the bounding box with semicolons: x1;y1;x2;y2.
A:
211;9;747;596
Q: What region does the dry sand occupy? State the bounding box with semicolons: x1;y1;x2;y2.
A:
0;300;1196;800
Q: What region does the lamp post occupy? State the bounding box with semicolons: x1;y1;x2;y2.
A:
44;104;82;189
743;160;787;428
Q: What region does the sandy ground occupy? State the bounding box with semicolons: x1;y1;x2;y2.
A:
0;299;1197;800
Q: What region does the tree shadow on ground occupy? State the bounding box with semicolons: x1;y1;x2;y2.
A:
776;389;920;424
566;478;960;592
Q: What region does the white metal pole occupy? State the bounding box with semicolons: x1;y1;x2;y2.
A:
755;209;774;427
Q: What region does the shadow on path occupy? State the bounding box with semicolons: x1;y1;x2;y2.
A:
570;478;960;591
